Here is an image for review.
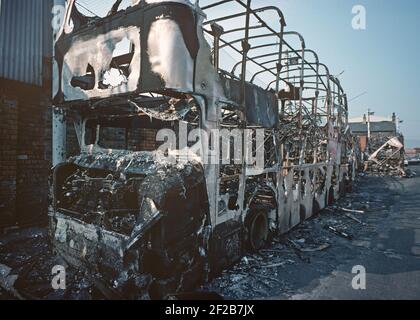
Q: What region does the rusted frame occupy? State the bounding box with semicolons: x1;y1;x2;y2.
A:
329;76;348;127
268;31;306;130
231;48;282;75
202;1;286;91
240;0;252;108
203;29;279;81
284;48;325;118
317;63;333;119
211;28;308;128
203;0;346;162
224;35;312;87
203;2;286;27
221;24;265;36
225;31;311;86
253;49;324;92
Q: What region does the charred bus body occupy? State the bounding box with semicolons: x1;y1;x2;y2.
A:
50;0;356;298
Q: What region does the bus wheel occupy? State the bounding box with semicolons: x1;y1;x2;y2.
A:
247;211;268;251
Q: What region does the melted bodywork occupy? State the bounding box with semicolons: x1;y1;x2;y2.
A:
50;0;354;298
53;0;222;106
51;150;208;298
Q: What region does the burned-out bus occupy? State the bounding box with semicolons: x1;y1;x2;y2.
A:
50;0;355;298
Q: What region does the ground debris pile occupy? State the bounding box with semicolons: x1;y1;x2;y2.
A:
0;228;113;300
202;174;389;299
365;136;411;177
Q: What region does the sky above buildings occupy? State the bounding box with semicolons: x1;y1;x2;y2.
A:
271;0;420;147
77;0;420;147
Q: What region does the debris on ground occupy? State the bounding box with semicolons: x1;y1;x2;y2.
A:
292;242;331;253
344;213;365;225
0;228;107;300
0;263;23;299
404;168;417;178
338;207;365;214
202;172;389;298
324;225;353;240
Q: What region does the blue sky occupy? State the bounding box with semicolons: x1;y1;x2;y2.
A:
79;0;420;147
200;0;420;146
261;0;420;147
278;0;420;147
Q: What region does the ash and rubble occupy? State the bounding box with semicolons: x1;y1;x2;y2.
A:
0;228;94;300
201;174;396;299
0;227;143;300
0;172;398;300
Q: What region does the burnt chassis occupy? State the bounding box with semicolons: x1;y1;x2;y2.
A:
50;0;354;298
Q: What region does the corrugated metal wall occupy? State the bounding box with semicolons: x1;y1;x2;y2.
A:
0;0;53;86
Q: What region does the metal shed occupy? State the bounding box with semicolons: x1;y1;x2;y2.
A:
0;0;53;86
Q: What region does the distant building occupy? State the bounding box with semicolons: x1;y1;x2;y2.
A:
349;113;400;153
406;148;420;157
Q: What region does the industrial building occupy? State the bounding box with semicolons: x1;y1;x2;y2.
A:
0;0;54;227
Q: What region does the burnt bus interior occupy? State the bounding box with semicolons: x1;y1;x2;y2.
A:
53;95;203;232
50;0;353;298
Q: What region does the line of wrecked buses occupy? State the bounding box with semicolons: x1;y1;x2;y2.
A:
50;0;359;299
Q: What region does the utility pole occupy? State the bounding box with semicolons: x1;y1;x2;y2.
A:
367;109;374;154
52;0;67;166
397;118;403;134
393;113;403;134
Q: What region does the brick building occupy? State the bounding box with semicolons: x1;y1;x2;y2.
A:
349;113;400;153
0;1;161;228
0;0;53;227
